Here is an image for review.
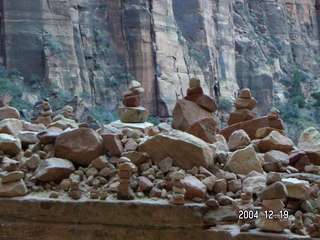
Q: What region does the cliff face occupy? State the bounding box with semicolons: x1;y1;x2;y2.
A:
0;0;319;117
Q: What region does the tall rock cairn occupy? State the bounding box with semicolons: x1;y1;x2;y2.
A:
169;171;186;205
62;105;74;120
118;80;149;123
117;157;136;200
36;101;52;126
227;89;257;125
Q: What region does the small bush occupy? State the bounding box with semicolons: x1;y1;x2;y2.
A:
88;106;118;124
218;97;233;111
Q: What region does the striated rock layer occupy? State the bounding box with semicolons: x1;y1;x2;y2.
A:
0;0;319;116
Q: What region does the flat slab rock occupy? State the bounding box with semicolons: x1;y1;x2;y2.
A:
110;120;154;133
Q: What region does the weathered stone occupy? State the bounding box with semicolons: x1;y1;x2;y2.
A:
121;151;148;166
91;156;108;170
48;118;78;130
227;129;251;151
157;157;173;173
224;145;263;175
267;107;280;120
35;158;75;181
242;176;266;193
157;123;173;132
122;95;141;107
0;171;24;183
139;176;154;192
298;127;320;150
124;139;138;152
185;117;218;143
110;121;153;134
239;89;252;99
258;131;294;153
139;130;214;169
282;178;310;200
264;150;289;165
201;175;217;191
255;127;285;139
227;179;242;193
266;172;281;185
101;134;123;156
172;99;219;131
182;175;206;200
227;108;256;125
55;128;104;165
184;94;217;113
1;157;19;171
234;98;257;110
128;80;141;90
256;217;287;232
0;118;23;136
0;133;22;155
0;179;27;197
170;171;185;181
261;199;285;213
212;178;227;194
259;181;288;200
118;107;149;123
37;127;63;144
0;107;20;121
189;78;201;88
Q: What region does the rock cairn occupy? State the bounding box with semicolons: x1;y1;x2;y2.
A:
117;157;136;200
0;94;10;107
62;105;74;120
118;80;149;123
36;101;52;126
169;171;186;205
227;88;257;125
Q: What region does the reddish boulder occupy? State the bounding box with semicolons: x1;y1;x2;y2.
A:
258;131;294;153
37;127;63;144
55;128;104;165
184;94;217;113
185;117;218;143
227;109;256;125
0;107;20;121
182;175;207;200
101;134;123;156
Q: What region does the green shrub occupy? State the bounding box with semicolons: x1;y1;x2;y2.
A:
88;106;118;124
218;97;233;111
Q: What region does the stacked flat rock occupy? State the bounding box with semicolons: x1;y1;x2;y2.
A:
169;171;186;205
118;80;149;123
36;101;52;126
117;157;136;200
227;89;257;125
0;94;20;121
184;78;217;113
63;105;74;120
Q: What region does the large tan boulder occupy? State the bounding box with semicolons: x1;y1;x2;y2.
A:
185;118;219;143
298;127;320;150
0;179;28;197
282;178;310;200
35;158;75;181
0;118;23;137
0;133;22;155
0;107;20;121
55;128;104;165
224;145;263;175
139;130;214;169
227;129;250;151
258;131;294;153
172;99;219;131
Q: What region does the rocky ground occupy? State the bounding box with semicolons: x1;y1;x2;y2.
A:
0;81;320;239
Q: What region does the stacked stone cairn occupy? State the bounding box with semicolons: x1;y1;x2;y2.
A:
227;88;257;125
0;94;10;107
169;170;186;205
118;80;149;123
117;157;136;200
36;101;52;126
62;105;74;120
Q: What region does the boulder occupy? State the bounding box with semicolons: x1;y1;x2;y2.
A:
0;118;23;136
255;127;285;139
139;130;214;169
35;158;75;181
18;131;39;145
0;179;28;197
258;131;294;153
22;121;46;132
259;181;288;200
264;150;289;165
282;178;310;200
182;175;207;199
118;107;149;123
37;127;63;144
227;129;251;151
138;176;154;192
261;199;285;213
110;120;153;133
91;156;109;170
184;94;217;113
0;171;24;183
48;118;78;130
224;145;263;175
234;98;257;110
221;116;284;141
55;128;104;165
0;133;22;155
101;134;123;156
172;99;219;131
298;127;320;150
256;217;287;233
227;109;256;125
0;107;20;121
121;151;149;166
185;117;219;143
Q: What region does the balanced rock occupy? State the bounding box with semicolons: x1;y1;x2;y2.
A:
0;179;28;197
118;107;149;123
228;129;251;151
258;131;294;153
298;127;320;150
0;133;22;155
35;158;75;181
139;130;214;169
227;109;256;125
36;101;52;126
0;107;20;121
55;128;104;165
224;145;263;175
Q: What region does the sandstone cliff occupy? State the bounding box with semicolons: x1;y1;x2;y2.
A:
0;0;319;117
